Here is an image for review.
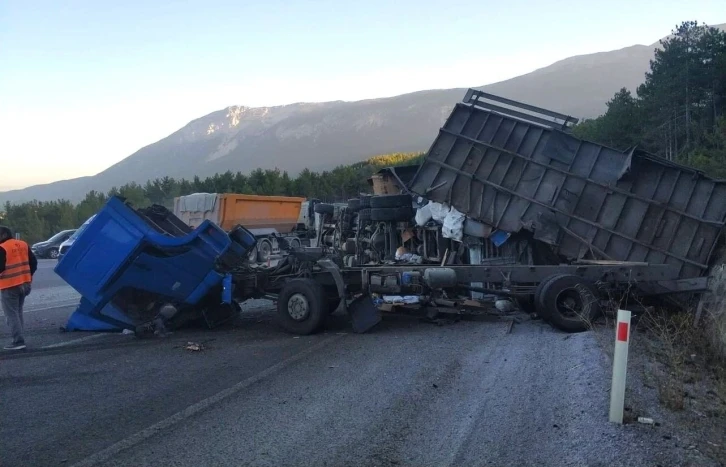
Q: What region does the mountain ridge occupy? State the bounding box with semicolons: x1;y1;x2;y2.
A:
3;23;724;205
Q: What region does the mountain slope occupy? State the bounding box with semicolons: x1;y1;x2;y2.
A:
3;24;723;205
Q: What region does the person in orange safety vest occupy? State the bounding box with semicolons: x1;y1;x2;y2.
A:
0;226;38;350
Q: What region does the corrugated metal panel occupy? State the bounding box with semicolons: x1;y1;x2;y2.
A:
408;90;726;280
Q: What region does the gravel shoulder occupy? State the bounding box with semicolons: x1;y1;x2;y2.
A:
593;316;726;467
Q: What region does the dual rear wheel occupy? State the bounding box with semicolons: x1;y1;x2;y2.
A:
535;274;602;333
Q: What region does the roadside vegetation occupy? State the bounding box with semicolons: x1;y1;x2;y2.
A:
579;20;726;395
589;298;726;463
0;152;423;244
634;309;725;463
573;21;726;176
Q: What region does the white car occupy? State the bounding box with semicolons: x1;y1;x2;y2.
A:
58;215;96;261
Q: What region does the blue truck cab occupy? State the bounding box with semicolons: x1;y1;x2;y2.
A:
55;196;255;331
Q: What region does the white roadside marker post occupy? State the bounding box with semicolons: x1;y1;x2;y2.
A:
609;309;632;424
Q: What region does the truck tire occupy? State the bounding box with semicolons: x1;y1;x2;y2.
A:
360;194;372;208
358;208;372;222
370;207;414;222
247;245;258;263
517;273;569;314
314;203;334;215
370;194;412;208
341;208;355;231
534;274;569;313
276;278;327;334
256;239;272;263
347;198;362;212
289;237;301;249
537;275;601;333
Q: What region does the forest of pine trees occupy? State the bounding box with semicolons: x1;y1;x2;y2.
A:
573;21;726;175
1;153;423;244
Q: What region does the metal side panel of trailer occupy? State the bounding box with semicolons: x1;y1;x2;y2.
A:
408;89;726;280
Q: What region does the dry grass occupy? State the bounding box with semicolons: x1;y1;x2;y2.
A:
637;306;726;415
595;286;726;413
591;291;726;463
641;310;692;410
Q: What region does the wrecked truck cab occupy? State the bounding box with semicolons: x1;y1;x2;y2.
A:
55;196;256;332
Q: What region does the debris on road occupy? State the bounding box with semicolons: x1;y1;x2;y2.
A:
638;417;655;425
185;342;204;352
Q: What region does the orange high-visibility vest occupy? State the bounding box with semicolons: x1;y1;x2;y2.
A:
0;239;32;290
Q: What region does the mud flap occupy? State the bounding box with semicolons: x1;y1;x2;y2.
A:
348;294;382;333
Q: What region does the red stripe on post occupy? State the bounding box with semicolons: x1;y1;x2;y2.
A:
617;322;629;342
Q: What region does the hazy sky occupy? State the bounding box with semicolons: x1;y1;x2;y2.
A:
1;0;723;191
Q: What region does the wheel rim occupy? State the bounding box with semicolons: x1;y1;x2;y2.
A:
290;238;301;249
247;246;258;262
50;249;58;259
287;293;310;321
258;242;271;261
555;288;585;319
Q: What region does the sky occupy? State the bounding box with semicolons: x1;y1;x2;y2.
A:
0;0;723;191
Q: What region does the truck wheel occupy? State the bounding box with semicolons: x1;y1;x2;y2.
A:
341;208;354;231
370;207;414;222
537;275;601;333
247;246;258;263
347;198;362;212
534;274;568;312
370;194;412;208
314;203;334;215
289;237;301;249
276;278;327;334
256;239;272;263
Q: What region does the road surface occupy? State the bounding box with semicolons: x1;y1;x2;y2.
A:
0;260;706;467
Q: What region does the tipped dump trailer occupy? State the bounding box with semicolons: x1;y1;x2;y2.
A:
173;193;318;263
408;89;726;282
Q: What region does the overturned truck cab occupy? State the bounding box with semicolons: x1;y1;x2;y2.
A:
55;197;257;333
54;196;347;335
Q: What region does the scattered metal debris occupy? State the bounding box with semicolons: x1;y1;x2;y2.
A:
185;342;204;352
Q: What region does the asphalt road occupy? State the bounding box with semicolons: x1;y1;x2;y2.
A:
33;259;68;289
0;261;694;467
